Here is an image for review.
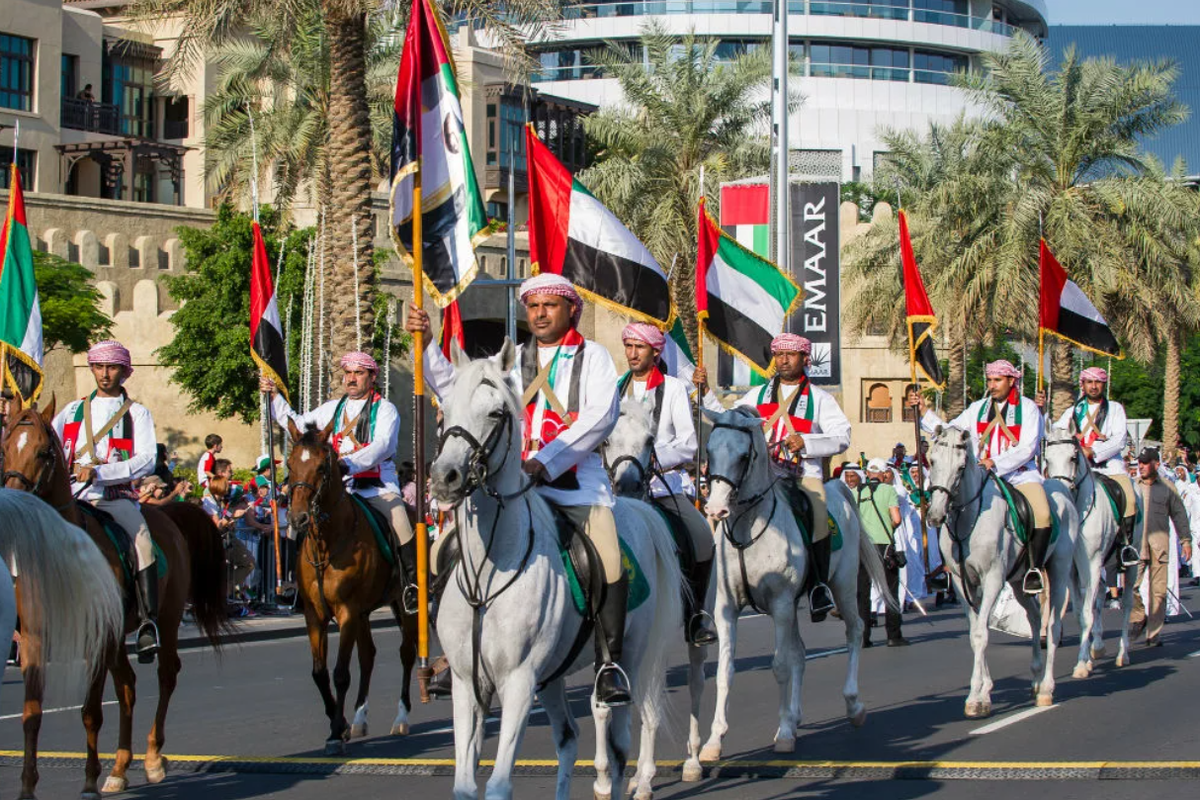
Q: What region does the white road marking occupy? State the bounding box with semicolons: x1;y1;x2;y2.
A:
0;699;118;721
968;704;1058;735
806;647;849;661
1187;649;1200;659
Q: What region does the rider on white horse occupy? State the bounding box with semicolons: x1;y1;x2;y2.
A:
693;333;851;621
260;352;417;606
618;321;717;646
409;273;632;706
52;340;160;662
916;359;1052;595
1038;366;1139;568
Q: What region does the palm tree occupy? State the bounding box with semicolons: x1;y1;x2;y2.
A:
578;23;777;347
131;0;559;385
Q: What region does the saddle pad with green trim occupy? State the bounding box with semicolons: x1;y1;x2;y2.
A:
779;481;843;552
349;494;396;567
558;538;649;616
994;477;1059;546
80;503;167;582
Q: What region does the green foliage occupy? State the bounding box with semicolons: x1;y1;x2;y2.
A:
31;251;113;353
841;181;894;222
158;205;311;424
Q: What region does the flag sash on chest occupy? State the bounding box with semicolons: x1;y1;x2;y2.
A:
976;393;1022;460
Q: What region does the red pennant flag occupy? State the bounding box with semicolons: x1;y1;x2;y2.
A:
899;210;944;389
249;222;289;402
441;299;465;359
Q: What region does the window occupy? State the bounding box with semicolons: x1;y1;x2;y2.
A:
0;148;35;189
865;382;893;424
103;53;155;138
62;54;79;99
811;0;907;20
163;95;189;139
901;383;919;422
810;42;910;81
914;50;969;84
0;34;34;112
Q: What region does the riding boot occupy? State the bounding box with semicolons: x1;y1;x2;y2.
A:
594;575;632;707
427;654;453;699
809;535;835;623
1022;526;1052;595
685;558;718;647
135;566;160;664
399;538;420;615
1118;516;1141;568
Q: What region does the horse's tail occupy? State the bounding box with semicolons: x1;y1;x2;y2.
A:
636;503;686;734
160;501;236;649
0;489;122;702
856;511;902;613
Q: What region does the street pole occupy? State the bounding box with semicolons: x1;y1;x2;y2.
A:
506;120;517;343
772;0;790;323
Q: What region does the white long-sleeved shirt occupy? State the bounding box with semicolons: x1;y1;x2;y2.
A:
53;395;157;502
423;336;618;508
624;371;697;497
922;395;1044;485
1051;399;1128;476
271;393;400;497
702;378;852;480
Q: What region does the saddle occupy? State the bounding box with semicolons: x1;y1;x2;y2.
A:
551;507;608;620
1095;474;1128;519
77;500;166;608
347;494;398;568
997;478;1035;545
650;497;697;575
776;479;814;545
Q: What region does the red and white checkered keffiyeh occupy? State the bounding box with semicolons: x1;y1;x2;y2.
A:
87;340;133;375
771;333;811;355
984;359;1021;379
1079;366;1108;386
340;351;379;373
520;273;583;324
621;322;665;351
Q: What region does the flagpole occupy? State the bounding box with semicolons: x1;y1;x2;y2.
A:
413;143;432;703
695;315;705;511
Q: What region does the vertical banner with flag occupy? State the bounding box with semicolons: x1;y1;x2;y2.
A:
899;209;944;389
1038;239;1122;359
249;221;290;403
696;199;801;376
390;0;488;306
440;299;465;358
0;164;43;403
525;125;672;326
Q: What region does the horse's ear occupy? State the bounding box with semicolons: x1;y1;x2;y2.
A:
496;337;516;373
287;418;302;443
701;407;721;424
40;393;56;424
450;338;471;369
319;415;336;443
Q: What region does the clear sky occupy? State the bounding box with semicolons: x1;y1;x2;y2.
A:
1050;0;1200;25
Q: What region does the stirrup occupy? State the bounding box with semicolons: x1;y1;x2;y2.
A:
926;572;950;593
594;662;632;708
810;583;834;612
1119;545;1141;569
136;620;160;663
1022;569;1044;596
401;583;420;616
687;610;718;647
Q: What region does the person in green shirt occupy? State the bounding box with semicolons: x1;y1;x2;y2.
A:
854;458;908;647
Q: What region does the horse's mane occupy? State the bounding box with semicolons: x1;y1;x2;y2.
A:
295;422;328;449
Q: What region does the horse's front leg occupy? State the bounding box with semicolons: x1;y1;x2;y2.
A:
451;671;486;800
963;570;1001;718
700;575;738;762
539;678;579;800
487;670;536;800
770;598;800;753
681;642;707;782
1073;544;1102;679
1117;561;1139;667
327;610;360;753
302;600;340;751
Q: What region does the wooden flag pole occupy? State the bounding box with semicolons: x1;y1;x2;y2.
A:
413;160;432;702
694;317;705;511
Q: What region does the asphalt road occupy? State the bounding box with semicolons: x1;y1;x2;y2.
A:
4;589;1200;799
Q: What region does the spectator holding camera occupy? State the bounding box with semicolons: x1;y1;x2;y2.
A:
854;458;908;648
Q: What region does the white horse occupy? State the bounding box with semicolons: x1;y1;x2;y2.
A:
605;399;709;783
925;425;1079;715
699;406;892;759
1043;428;1143;671
0;488;122;708
431;341;683;800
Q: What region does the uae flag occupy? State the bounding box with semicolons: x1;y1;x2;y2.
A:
525;125;672;326
440;299;465;358
390;0;488;307
0;164;43;404
899;210;944;389
660;314;695;385
1039;239;1122;358
249;221;290;404
696;199;801;377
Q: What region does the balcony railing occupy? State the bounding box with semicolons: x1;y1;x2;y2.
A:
61;97;120;135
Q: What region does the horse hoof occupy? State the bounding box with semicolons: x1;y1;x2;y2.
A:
699;744;722;763
593;791;611;800
324;739;347;756
101;776;128;794
1072;664;1090;679
1116;654;1128;668
351;722;368;739
145;757;169;784
773;735;795;754
682;760;703;783
1091;645;1107;660
390;722;410;736
1036;693;1054;708
850;705;867;728
964;701;991;719
634;791;653;800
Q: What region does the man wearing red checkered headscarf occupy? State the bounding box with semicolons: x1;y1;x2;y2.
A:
52;340;162;662
693;332;852;622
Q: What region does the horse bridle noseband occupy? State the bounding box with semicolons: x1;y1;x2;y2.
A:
603;437;668;498
288;444;333;539
3;415;70;508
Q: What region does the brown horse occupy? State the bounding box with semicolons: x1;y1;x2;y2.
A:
2;398;230;799
285;418;418;753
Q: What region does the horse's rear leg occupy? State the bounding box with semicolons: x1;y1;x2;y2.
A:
770;602;800;753
19;660;43;800
350;615;376;738
390;602;417;735
1073;552;1102;679
102;650;137;794
591;694;631;800
833;557;866;726
81;661;109;799
700;588;737;762
145;622;182;783
539;678;578;800
681;644;706;782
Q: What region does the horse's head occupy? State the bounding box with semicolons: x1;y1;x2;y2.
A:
1044;427;1083;489
431;338;522;505
2;394;63;497
286;415;338;536
926;424;972;527
703;406;768;520
605;399;655;498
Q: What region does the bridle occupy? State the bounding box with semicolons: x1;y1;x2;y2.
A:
437;378;532;507
288;443;333;539
3;414;66;504
1046;435;1099;520
602;435;666;498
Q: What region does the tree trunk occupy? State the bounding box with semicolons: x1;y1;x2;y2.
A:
324;9;376;392
945;314;966;418
1163;329;1182;461
1049;340;1075;420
